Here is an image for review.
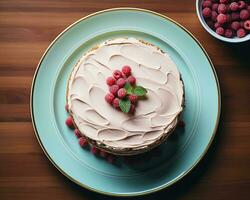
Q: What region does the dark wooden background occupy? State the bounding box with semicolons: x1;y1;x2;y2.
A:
0;0;250;199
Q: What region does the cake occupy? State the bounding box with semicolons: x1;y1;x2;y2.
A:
66;38;184;156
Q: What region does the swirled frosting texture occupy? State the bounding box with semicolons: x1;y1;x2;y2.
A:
67;38;184;151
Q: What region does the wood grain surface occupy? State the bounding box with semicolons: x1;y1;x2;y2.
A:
0;0;250;199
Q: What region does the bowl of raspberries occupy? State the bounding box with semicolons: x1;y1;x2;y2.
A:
196;0;250;42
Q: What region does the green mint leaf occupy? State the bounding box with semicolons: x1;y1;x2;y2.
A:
124;82;133;94
124;82;130;90
119;98;131;113
133;86;147;96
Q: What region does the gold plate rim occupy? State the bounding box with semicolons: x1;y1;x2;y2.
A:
30;7;221;197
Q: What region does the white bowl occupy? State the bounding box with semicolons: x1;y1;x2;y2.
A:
196;0;250;43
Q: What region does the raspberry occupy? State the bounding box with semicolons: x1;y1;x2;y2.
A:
106;76;116;86
128;94;137;104
105;93;115;104
122;65;131;76
237;28;246;38
216;27;225;35
240;9;249;20
113;70;123;80
116;78;126;88
74;129;82;138
129;104;135;114
100;151;108;158
91;146;99;155
202;1;212;8
65;104;69;112
244;20;250;30
117;88;127;99
127;75;136;85
231;21;241;30
109;85;119;96
218;4;227;14
248;5;250;13
202;7;212;18
238;1;246;10
219;0;228;3
212;11;218;21
212;3;219;11
214;22;221;29
78;137;88;147
112;98;120;108
230;2;238;12
217;13;227;24
231;12;240;21
224;29;233;38
65;116;74;128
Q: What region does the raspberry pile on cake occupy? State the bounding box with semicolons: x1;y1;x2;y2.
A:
105;66;147;114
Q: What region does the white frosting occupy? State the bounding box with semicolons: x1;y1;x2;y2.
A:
67;38;184;150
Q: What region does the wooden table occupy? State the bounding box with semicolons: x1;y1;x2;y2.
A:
1;0;250;199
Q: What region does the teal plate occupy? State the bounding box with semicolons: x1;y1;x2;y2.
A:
31;8;221;196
